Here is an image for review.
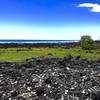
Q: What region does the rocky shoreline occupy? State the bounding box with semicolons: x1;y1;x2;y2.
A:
0;56;100;100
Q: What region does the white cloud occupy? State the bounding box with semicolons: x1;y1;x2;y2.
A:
77;3;100;12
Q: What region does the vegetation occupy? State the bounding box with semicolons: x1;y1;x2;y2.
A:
80;35;94;50
0;47;100;62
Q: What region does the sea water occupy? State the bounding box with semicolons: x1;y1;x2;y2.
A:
0;40;79;43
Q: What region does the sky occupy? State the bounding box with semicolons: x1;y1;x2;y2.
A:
0;0;100;40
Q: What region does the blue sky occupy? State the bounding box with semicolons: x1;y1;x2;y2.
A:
0;0;100;40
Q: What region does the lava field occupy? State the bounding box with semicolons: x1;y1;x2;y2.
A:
0;56;100;100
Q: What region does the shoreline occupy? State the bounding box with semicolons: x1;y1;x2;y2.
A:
0;40;99;48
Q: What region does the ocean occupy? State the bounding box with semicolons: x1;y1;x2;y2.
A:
0;40;79;43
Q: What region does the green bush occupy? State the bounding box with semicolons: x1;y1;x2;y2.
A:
80;35;94;50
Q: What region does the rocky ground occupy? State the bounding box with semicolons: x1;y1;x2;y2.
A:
0;56;100;100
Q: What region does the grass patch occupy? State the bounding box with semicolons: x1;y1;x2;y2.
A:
0;47;99;62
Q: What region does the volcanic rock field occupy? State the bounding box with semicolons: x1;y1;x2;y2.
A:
0;56;100;100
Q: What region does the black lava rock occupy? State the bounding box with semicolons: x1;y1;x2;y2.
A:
0;57;100;99
36;87;45;96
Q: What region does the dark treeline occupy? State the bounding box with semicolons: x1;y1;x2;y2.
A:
0;42;78;48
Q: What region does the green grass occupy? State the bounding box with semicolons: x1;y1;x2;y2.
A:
0;47;100;62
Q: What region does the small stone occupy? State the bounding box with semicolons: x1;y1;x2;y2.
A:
36;88;45;96
47;85;51;88
65;90;68;94
66;67;70;70
45;78;52;84
27;87;32;91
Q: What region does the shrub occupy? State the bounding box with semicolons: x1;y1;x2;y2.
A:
80;35;94;50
